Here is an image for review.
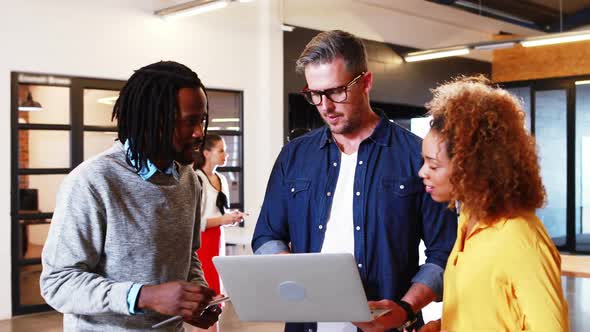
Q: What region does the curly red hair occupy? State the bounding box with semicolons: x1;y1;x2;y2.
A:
427;75;546;223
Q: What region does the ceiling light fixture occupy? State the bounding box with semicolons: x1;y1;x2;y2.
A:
403;28;590;62
473;41;516;51
211;118;240;123
405;47;470;62
18;92;43;112
155;0;229;20
521;30;590;47
281;24;295;32
575;80;590;85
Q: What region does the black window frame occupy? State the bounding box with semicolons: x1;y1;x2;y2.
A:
11;71;246;315
502;75;589;254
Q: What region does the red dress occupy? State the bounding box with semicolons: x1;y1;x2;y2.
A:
197;225;222;294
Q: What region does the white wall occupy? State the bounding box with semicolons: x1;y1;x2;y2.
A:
0;0;283;319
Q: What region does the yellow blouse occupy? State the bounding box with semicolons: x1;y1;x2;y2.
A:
441;212;569;332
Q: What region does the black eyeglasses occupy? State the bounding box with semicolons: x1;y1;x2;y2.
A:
301;72;366;106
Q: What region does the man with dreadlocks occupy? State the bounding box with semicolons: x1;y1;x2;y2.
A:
41;61;219;331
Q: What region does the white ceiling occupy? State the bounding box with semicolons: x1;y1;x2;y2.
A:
154;0;545;62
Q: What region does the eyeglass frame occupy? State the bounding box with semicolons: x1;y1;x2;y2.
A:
300;72;366;106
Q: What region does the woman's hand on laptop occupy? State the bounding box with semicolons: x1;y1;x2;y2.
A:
353;299;407;332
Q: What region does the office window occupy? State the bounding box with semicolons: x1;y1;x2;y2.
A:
205;90;245;213
12;73;246;314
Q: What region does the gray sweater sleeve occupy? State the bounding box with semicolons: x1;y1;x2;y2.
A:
40;172;132;316
188;184;208;287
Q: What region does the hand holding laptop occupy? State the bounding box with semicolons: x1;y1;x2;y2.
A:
213;253;392;323
353;299;409;331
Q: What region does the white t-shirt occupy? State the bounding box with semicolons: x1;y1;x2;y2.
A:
318;151;358;332
195;169;230;232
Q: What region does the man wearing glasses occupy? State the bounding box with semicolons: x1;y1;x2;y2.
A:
252;30;457;332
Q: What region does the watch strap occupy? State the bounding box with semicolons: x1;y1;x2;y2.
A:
395;300;417;331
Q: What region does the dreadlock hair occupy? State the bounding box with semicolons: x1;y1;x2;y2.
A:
193;134;223;171
112;61;208;174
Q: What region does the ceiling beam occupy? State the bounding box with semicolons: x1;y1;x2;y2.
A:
546;6;590;32
428;0;560;31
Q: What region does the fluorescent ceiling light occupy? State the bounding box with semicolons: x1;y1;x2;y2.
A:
207;126;222;131
281;24;295;32
521;30;590;47
404;47;470;62
402;29;590;62
211;118;240;123
575;80;590;85
226;126;240;131
155;0;229;20
473;41;516;51
97;96;119;105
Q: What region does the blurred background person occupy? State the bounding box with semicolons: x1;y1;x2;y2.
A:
417;76;569;332
193;134;247;332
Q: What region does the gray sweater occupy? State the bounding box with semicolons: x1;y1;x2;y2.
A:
41;142;207;331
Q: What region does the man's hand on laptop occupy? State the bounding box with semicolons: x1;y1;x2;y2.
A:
137;281;216;322
353;299;408;332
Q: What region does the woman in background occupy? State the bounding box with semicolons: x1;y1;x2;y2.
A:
416;76;568;331
193;134;247;332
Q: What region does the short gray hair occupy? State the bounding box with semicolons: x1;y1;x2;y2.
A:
295;30;368;75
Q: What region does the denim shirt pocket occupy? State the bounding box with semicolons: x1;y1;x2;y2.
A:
285;178;311;197
378;176;423;233
284;178;312;238
379;176;422;197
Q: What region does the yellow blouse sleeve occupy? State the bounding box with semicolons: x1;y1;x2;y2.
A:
509;241;569;331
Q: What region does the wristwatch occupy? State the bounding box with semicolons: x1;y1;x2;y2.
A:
395;300;417;331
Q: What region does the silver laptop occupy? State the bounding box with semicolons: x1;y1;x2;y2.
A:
213;253;377;322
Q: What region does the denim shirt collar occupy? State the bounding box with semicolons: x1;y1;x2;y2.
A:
318;109;393;149
124;141;179;181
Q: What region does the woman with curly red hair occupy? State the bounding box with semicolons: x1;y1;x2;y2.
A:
417;76;569;331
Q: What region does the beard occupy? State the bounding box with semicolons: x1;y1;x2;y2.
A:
323;113;358;135
171;144;196;165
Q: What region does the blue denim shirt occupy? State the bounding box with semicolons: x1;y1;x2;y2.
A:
252;113;457;332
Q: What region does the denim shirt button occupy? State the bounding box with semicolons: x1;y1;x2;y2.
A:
358;263;363;268
356;192;360;196
333;162;338;167
327;192;331;196
356;226;361;231
400;184;405;190
291;188;295;192
318;225;323;230
358;160;363;165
